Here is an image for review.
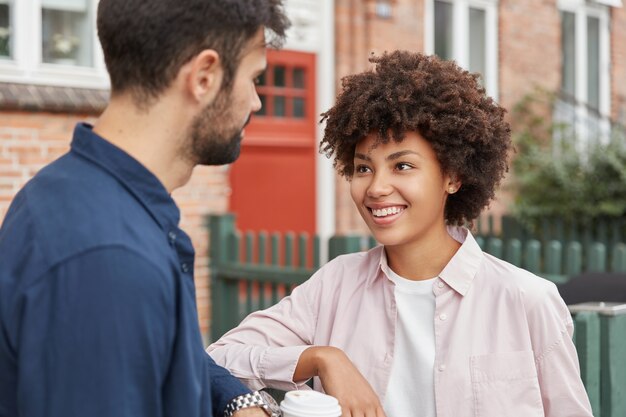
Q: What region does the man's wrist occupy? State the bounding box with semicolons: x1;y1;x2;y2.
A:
224;390;281;417
231;407;268;417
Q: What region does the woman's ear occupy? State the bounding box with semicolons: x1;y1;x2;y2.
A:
446;176;462;194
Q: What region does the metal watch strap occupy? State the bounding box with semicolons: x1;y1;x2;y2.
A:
224;391;268;417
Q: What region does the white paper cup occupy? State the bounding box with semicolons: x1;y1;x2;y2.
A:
280;390;342;417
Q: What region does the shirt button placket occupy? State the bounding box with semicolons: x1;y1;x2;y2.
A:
168;231;177;246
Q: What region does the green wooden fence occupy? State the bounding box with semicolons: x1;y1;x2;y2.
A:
208;213;626;416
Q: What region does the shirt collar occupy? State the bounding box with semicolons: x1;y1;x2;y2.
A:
70;123;180;231
439;226;483;296
371;226;483;296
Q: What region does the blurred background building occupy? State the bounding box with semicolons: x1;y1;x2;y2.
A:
1;0;624;337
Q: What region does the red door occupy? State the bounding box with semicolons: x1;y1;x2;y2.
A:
229;50;317;234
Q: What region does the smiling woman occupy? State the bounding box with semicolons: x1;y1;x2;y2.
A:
208;51;593;417
350;132;455;260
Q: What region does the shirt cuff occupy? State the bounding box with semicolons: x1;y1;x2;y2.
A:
258;345;312;391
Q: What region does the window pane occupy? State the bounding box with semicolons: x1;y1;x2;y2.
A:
42;2;93;67
274;66;286;87
293;68;305;89
273;96;286;117
0;3;10;58
434;0;453;60
42;0;88;12
257;95;267;116
561;11;576;98
293;97;305;118
587;16;600;111
469;7;486;84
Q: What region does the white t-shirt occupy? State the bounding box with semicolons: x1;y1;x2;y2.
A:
382;266;437;417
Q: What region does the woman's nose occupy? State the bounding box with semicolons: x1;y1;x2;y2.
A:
366;172;393;198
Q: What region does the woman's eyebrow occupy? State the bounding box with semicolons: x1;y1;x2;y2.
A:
387;150;421;161
354;152;371;161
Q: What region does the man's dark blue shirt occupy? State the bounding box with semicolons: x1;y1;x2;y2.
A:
0;124;249;417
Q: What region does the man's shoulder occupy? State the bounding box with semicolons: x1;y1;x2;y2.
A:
2;153;164;270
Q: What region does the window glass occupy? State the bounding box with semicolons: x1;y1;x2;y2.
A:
587;16;600;111
273;96;286;117
434;0;454;60
273;66;286;87
293;97;305;118
0;2;10;58
469;7;486;84
561;11;576;98
42;0;93;66
293;68;305;89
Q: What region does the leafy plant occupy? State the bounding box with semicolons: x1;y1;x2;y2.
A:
511;90;626;229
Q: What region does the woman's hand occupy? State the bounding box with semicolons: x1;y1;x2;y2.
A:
295;346;387;417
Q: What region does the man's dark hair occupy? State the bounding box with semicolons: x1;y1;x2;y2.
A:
320;51;512;226
97;0;290;105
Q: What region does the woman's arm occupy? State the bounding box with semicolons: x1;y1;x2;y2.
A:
528;283;594;417
296;346;387;417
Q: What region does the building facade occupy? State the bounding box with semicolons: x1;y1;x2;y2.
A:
1;0;624;338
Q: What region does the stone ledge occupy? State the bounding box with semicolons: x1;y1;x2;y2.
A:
0;82;109;115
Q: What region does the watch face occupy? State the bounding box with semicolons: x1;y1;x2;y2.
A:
259;391;281;416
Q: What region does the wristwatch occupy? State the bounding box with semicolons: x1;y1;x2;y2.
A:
224;390;281;417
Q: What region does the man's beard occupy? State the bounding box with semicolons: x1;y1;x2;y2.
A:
187;90;250;166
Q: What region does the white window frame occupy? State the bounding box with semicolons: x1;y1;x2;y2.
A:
0;0;109;89
556;0;611;150
424;0;499;100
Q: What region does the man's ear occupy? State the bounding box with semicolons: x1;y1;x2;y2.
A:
185;49;224;104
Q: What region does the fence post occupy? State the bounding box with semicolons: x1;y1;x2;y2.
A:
572;311;601;416
208;214;240;342
600;306;626;417
505;239;522;267
328;235;362;260
524;240;541;275
486;238;503;258
611;243;626;273
589;243;607;272
545;240;562;277
566;241;583;277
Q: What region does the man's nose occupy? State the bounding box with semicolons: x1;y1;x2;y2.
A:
251;88;262;113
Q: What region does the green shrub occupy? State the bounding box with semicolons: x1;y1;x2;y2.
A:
511;90;626;229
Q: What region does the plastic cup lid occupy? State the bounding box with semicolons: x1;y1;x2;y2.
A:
280;390;342;417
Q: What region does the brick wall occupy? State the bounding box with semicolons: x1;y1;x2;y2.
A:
495;0;562;222
333;0;626;234
0;112;81;221
0;111;230;340
499;0;561;112
334;0;426;234
612;6;626;124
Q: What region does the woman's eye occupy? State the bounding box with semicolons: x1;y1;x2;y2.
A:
396;162;412;171
355;165;371;174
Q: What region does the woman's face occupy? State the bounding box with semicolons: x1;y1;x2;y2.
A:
350;131;458;248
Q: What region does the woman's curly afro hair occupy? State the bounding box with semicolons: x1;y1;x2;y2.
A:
320;51;512;226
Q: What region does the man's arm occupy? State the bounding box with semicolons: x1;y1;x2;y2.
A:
16;246;175;417
207;352;255;416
